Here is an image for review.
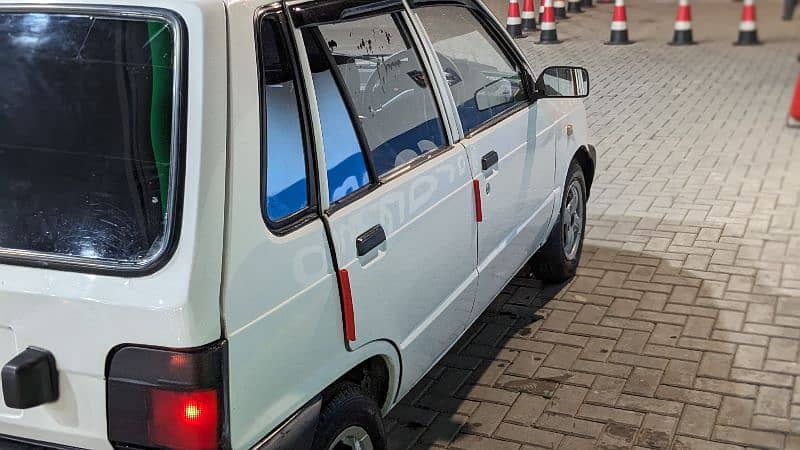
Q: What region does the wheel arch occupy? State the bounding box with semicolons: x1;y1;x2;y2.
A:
324;348;400;414
322;339;402;415
572;145;596;198
251;340;400;449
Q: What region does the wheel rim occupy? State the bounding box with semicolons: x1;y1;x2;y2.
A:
562;179;584;261
329;426;374;450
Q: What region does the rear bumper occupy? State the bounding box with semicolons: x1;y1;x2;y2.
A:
0;370;110;450
0;434;83;450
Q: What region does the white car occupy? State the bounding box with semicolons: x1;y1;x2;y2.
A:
0;0;595;448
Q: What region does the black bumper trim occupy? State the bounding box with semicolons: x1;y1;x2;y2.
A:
252;395;321;450
0;434;84;450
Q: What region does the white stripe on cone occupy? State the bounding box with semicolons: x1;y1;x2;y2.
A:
522;11;535;18
674;21;691;30
739;21;756;31
508;17;522;24
540;21;556;30
611;21;627;30
554;0;565;7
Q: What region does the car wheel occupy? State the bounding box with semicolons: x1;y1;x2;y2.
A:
529;160;587;284
311;383;386;450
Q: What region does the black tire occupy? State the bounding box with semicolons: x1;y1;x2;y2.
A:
311;383;386;450
529;160;587;284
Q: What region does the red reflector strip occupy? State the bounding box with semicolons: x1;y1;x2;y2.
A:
472;179;483;223
337;269;356;342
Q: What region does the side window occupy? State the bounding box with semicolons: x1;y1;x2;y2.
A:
258;14;313;224
304;13;447;183
416;6;527;136
302;29;371;203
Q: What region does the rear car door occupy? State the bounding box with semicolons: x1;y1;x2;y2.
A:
293;3;479;395
414;3;558;321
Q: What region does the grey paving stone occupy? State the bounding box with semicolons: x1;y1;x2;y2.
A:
624;367;663;397
677;405;717;438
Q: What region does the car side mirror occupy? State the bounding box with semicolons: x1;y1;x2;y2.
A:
536;66;589;98
475;77;524;111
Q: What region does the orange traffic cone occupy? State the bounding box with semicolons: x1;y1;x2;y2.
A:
735;0;760;45
669;0;696;45
789;74;800;128
537;0;561;44
522;0;537;31
606;0;632;44
507;0;523;38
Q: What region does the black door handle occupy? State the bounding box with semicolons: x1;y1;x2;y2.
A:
481;151;499;170
356;225;386;256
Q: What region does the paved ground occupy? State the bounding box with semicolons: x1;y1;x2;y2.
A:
387;1;800;449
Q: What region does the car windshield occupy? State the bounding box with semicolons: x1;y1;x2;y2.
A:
0;12;181;270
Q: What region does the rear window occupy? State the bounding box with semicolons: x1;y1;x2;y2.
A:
0;10;183;272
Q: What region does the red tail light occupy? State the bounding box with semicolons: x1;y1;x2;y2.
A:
106;341;228;450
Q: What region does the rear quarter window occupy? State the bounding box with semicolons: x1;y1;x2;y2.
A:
0;9;184;272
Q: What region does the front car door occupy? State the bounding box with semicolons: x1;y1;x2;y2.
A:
291;2;479;396
413;2;558;320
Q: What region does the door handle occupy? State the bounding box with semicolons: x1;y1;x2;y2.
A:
356;225;386;257
481;150;499;170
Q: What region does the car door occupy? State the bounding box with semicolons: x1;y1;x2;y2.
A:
292;3;479;396
223;5;349;448
414;3;558;321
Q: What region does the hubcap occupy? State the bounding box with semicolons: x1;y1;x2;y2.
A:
562;179;584;260
330;426;374;450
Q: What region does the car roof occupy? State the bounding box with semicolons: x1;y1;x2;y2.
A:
0;0;485;13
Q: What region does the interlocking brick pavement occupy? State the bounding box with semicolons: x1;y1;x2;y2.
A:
388;0;800;448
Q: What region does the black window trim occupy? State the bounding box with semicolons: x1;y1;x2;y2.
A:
290;0;405;27
256;5;322;236
305;26;380;186
413;1;537;139
0;5;187;277
299;7;455;214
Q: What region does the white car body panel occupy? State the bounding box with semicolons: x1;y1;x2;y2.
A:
0;0;592;448
223;3;402;447
463;106;557;322
0;0;228;447
324;147;478;396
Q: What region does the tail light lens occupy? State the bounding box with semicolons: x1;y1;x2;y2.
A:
106;341;228;450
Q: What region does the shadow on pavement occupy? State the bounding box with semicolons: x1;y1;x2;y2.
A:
385;243;738;450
